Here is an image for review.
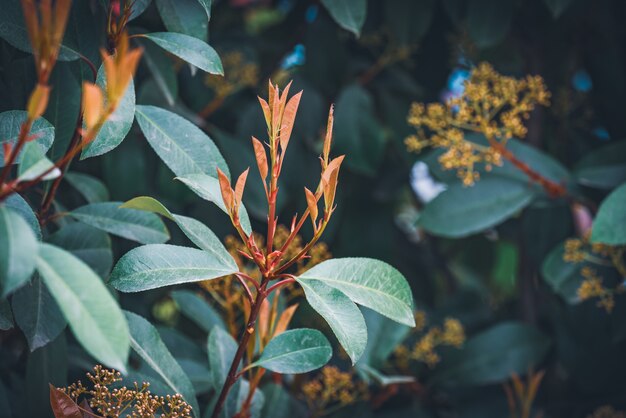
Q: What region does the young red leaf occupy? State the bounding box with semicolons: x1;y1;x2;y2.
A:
258;299;270;343
258;96;271;131
81;82;104;132
234;168;250;208
279;91;302;154
217;168;234;213
27;83;50;120
304;187;318;229
323;104;334;166
251;136;268;182
322;155;345;212
49;384;82;418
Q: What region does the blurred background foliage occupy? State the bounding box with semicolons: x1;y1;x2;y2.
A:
2;0;626;417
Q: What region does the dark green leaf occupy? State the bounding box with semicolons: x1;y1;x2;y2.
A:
574;141;626;189
124;311;200;416
207;325;238;389
142;32;223;74
320;0;366;37
0;111;55;166
12;276;67;351
541;243;586;304
109;244;238;292
5;193;41;239
36;244;130;372
419;177;535;238
65;172;110;203
467;0;514;48
358;307;411;368
544;0;574;18
71;202;170;244
249;329;332;374
591;182;626;245
0;206;38;296
156;0;208;40
334;84;386;175
139;38;179;106
171;290;226;332
48;222;113;278
26;335;68;418
434;322;551;387
0;299;14;330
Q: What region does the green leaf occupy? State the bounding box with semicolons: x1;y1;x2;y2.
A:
207;326;238;389
0;111;55;166
156;0;208;41
297;258;415;326
0;299;14;330
419;177;535;238
48;222;113;278
159;326;207;363
334;84;386;176
124;311;200;416
591;182;626;245
358;307;411;368
109;244;238;292
541;243;587;304
434;322;551;387
65;172;110;203
139;38;179;106
249;329;332;374
12;276;67;351
320;0;366;37
135;105;229;177
384;0;434;44
36;243;130;372
179;359;212;395
544;0;573;18
142;32;223;74
0;1;79;61
81;65;136;159
71;202;170;244
171;290;226;332
467;0;513;48
176;173;253;235
297;279;367;364
574;141;626;189
196;0;212;20
121;196;236;266
128;0;153;20
5;193;41;240
0;206;38;296
16;142;60;182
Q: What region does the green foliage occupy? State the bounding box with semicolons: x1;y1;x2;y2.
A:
591;182;626;245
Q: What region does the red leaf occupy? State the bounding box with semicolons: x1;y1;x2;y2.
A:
279;91;302;154
234;168;250;208
49;384;82;418
217;168;234;213
304;187;318;229
251;136;268;182
323;105;334;166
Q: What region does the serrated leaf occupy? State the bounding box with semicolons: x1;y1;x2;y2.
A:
109;244;238;292
420;177;535;238
297;278;367;364
171;290;226;332
320;0;366;37
135;105;229;177
298;258;415;327
12;276;67;351
142;32;223;74
591;182;626;245
71;202;169;244
36;244;130;372
0;206;38;296
121;196;236;267
124;311;200;416
81;65;136;159
176;173;253;235
249;329;332;374
0;111;55;166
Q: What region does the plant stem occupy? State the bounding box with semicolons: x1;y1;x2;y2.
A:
210;281;267;418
